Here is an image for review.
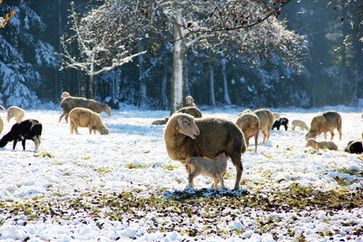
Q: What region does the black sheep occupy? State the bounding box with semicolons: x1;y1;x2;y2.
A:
0;119;42;151
344;140;363;154
272;117;289;131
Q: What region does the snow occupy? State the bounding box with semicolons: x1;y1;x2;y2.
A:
0;106;362;241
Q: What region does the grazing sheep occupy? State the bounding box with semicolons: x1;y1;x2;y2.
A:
272;117;289;131
164;113;246;190
305;138;338;151
0;119;42;151
59;96;111;123
291;119;309;131
7;106;25;123
185;96;196;107
69;108;109;135
254;109;274;143
151;118;169;125
184;153;228;189
305;111;342;141
60;91;71;100
0;117;3;134
177;106;202;118
272;112;280;121
236;112;260;152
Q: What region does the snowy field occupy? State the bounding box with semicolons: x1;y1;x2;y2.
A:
0;105;362;241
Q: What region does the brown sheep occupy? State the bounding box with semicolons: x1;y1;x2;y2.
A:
254;109;274;143
305;111;342;141
236;112;260;152
305;138;338;151
185;96;196;107
164;113;246;190
184;153;228;189
176;106;202;118
7;106;25;123
291;119;309;131
69;107;109;135
59;96;112;123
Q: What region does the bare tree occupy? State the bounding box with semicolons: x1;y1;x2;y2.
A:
60;2;145;98
77;0;304;110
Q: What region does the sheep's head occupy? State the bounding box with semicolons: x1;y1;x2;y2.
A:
305;131;316;141
239;109;252;116
104;105;112;116
177;115;200;139
61;91;70;99
305;138;317;148
99;127;109;135
185;96;195;106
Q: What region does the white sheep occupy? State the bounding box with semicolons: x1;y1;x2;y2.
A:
291;119;309;131
7;106;25;123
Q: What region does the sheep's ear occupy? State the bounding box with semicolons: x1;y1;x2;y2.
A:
178;117;190;129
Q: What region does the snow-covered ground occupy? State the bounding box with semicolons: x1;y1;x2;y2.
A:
0;106;362;241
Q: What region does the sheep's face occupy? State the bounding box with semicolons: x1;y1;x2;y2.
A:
99;128;109;135
61;92;70;99
104;105;112;116
185;96;195;106
177;116;200;139
305;131;316;141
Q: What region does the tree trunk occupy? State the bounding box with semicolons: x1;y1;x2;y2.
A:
170;15;186;113
210;67;216;106
87;52;95;98
161;68;168;109
138;43;147;108
222;59;231;105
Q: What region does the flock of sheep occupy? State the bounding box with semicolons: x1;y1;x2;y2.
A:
161;96;363;190
0;93;362;192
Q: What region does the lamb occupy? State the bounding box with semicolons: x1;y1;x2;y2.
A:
0;119;42;151
272;117;289;131
69;107;109;135
236;112;260;152
184;153;228;189
254;109;274;143
7;106;25;123
305;138;338;151
291;119;309;131
164;113;246;190
176;106;202;118
59;96;112;123
305;111;342;141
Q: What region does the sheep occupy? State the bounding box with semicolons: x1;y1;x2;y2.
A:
344;133;363;154
272;117;289;131
236;112;260;152
7;106;25;123
151;118;169;125
164;113;246;190
69;107;109;135
272;112;280;121
305;138;338;151
0;119;42;151
305;111;342;141
0;117;3;134
184;153;228;189
185;96;196;107
176;106;202;118
254;109;274;143
291;119;309;131
59;96;112;123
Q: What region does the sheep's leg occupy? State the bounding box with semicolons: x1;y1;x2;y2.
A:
21;139;26;150
34;137;39;151
70;121;74;134
330;131;334;140
292;125;295;131
65;114;69;123
59;113;65;123
262;130;267;143
88;126;93;134
187;172;197;189
323;132;327;139
12;140;18;150
338;127;342;140
219;175;225;189
212;175;219;189
254;133;258;153
284;124;288;131
231;154;243;190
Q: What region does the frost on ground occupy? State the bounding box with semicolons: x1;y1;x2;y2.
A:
0;107;362;241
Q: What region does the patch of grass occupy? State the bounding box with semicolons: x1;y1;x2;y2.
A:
34;151;54;158
337;168;363;177
162;164;179;171
95;167;112;175
127;163;147;169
